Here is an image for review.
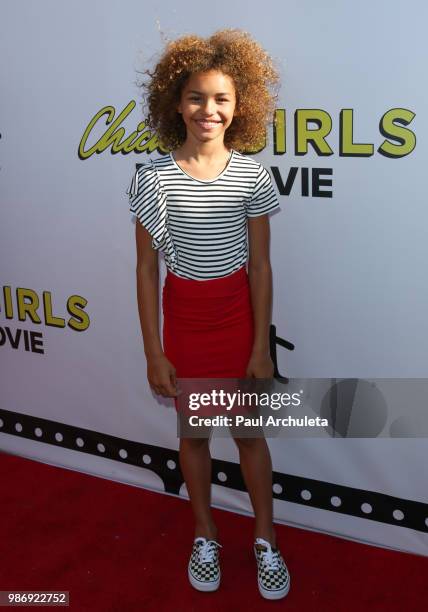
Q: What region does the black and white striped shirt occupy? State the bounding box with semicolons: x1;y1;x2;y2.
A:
126;149;280;280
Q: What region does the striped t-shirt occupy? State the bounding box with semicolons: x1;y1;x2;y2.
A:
126;148;280;280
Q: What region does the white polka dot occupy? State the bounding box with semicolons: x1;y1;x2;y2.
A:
142;455;151;465
55;432;63;442
75;437;84;448
97;443;105;453
167;460;176;470
361;503;372;514
301;489;311;501
15;422;23;432
34;428;43;438
393;509;404;521
331;496;342;507
273;483;282;494
119;449;128;459
217;472;227;482
0;418;4;428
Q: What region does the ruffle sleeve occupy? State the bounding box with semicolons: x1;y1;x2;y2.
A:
246;164;280;217
126;159;178;270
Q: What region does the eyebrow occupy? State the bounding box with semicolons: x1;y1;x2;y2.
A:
187;90;231;96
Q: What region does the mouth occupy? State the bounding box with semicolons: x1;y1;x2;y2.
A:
195;119;223;130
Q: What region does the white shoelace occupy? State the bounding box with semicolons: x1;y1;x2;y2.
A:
256;538;280;571
261;547;280;571
196;539;222;563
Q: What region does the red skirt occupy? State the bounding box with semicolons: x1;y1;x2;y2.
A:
162;266;254;379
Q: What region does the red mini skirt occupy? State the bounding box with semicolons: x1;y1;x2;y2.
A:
162;266;254;380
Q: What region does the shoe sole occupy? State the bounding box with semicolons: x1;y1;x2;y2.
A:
188;566;221;592
258;575;290;600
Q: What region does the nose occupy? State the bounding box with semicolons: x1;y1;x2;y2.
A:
201;98;217;116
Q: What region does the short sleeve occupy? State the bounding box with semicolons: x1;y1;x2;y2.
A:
126;161;179;269
126;163;161;235
246;164;280;217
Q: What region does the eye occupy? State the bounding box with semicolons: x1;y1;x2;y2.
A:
188;96;229;102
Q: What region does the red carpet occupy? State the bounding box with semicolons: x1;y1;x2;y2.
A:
0;451;427;611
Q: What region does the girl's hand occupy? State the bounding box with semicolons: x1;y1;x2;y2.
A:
246;350;274;379
147;354;178;397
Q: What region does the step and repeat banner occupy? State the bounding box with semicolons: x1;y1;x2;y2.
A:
1;0;427;557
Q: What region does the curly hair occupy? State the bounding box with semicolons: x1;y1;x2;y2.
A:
136;28;281;153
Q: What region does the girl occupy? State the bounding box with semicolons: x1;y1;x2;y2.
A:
127;29;290;601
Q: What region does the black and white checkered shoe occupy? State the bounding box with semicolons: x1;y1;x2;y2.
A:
254;537;290;600
188;537;222;592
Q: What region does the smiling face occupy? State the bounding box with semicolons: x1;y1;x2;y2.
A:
176;69;237;147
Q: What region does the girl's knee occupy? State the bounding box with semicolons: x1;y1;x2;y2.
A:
233;436;259;449
180;437;210;450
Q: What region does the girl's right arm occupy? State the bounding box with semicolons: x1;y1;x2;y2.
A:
135;220;178;397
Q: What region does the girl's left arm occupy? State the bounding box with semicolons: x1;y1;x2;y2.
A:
246;215;275;378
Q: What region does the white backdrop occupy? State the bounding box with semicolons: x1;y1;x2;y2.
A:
1;0;428;557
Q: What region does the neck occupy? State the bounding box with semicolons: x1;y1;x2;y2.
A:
174;141;232;163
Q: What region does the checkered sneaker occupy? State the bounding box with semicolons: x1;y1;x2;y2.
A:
188;537;222;592
254;537;290;600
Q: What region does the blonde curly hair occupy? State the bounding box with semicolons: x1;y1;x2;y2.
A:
137;28;281;153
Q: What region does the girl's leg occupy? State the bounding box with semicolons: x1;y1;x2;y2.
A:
233;437;277;547
179;437;218;541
